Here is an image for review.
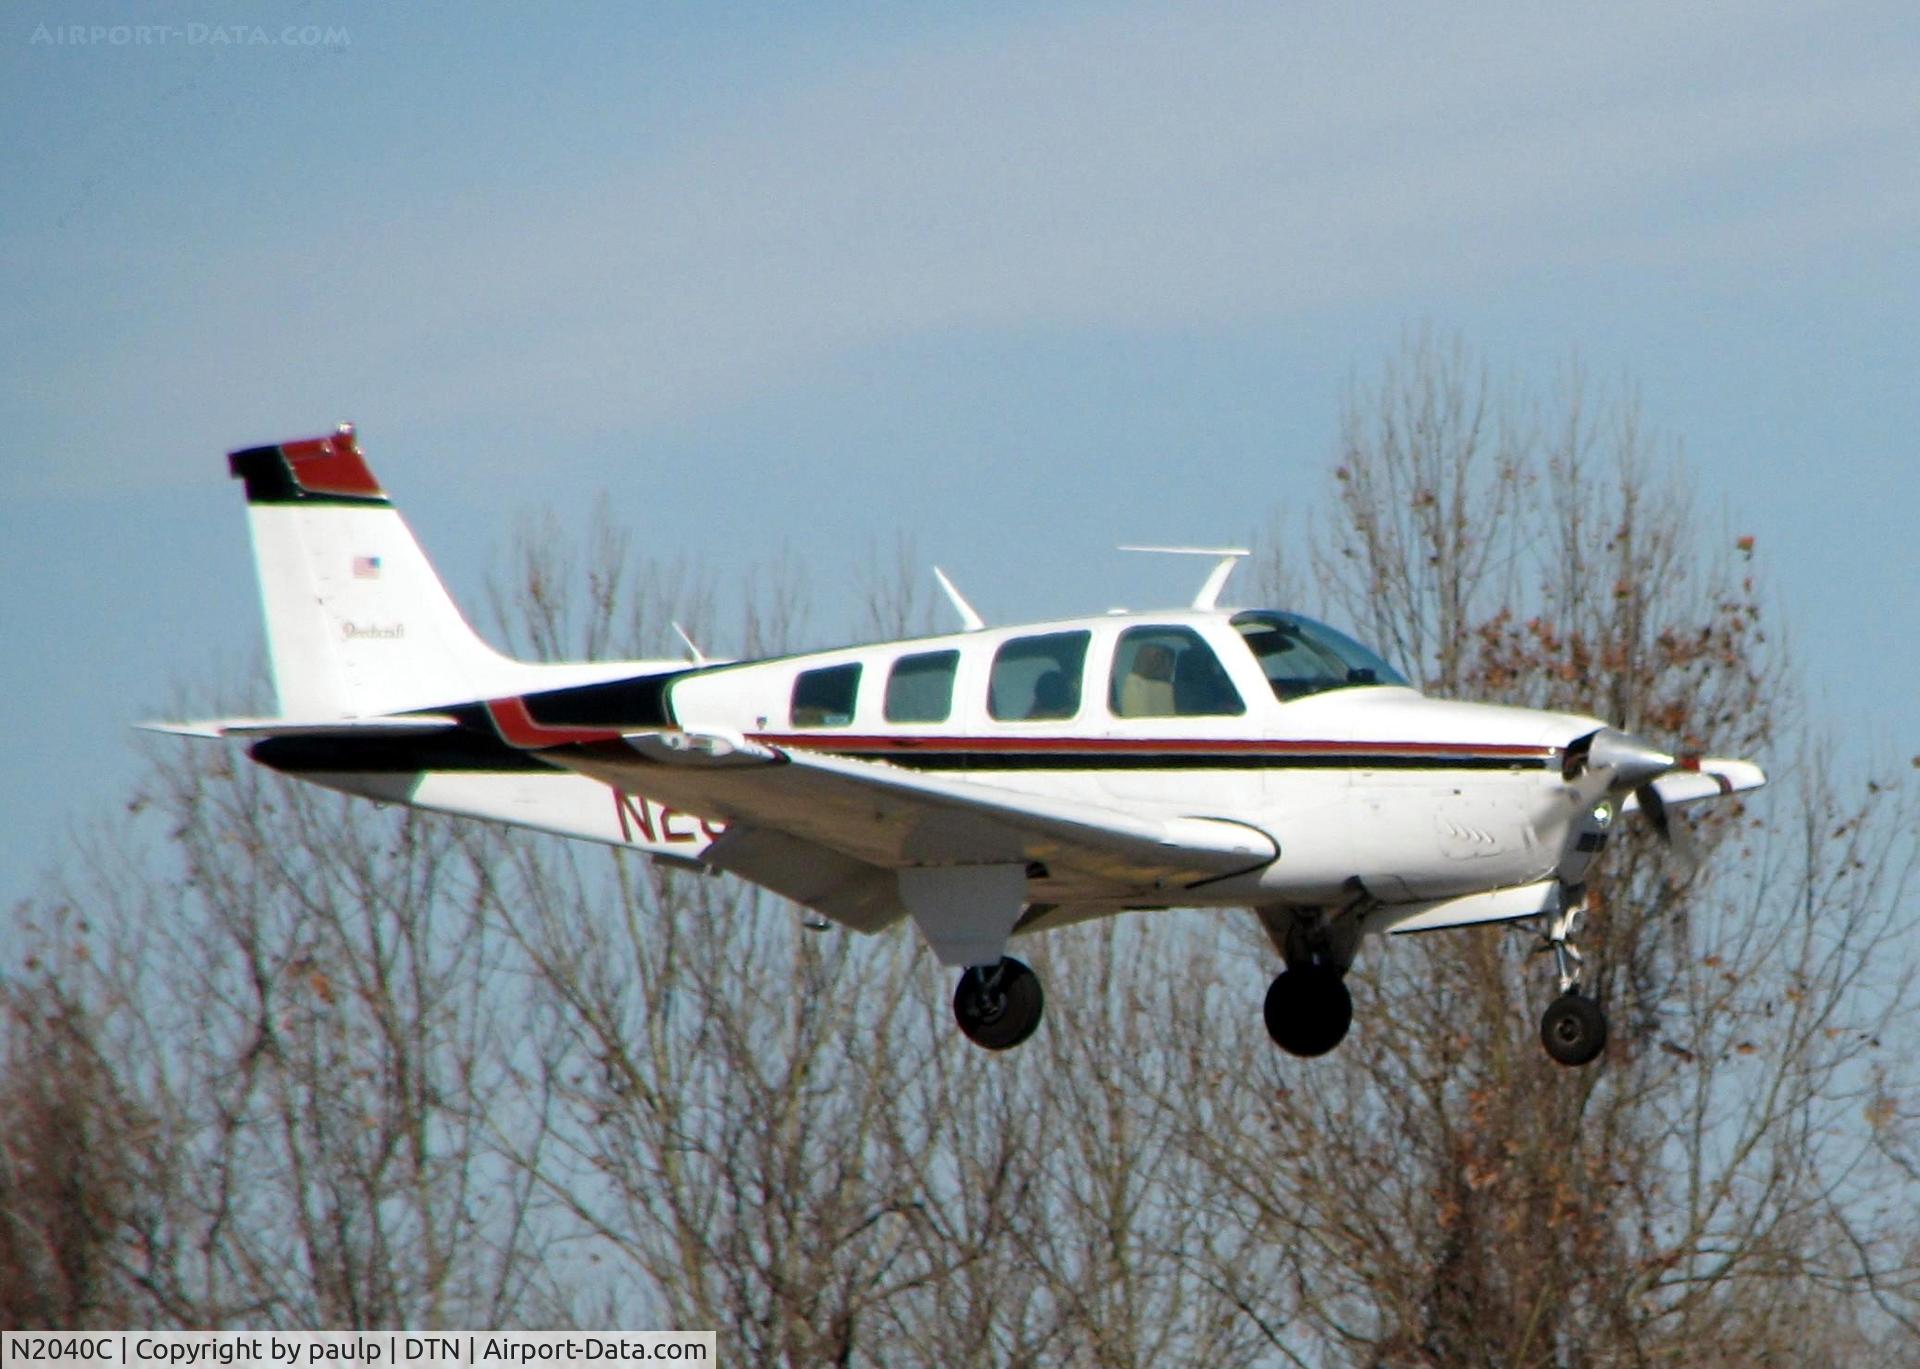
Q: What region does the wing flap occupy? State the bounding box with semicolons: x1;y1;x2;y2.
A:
700;827;906;933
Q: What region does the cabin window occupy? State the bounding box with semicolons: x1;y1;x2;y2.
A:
791;662;862;727
1109;626;1246;718
988;631;1088;721
884;649;959;724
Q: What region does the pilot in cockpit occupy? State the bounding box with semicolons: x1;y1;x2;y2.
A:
1119;642;1177;716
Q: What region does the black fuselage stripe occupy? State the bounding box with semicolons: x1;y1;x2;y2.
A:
250;734;552;774
844;752;1554;772
250;728;1558;777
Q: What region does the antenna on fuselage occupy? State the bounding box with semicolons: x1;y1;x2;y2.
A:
671;622;710;665
932;566;986;631
1118;545;1251;610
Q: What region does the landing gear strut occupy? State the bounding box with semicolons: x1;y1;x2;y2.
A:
953;956;1044;1050
1538;888;1607;1067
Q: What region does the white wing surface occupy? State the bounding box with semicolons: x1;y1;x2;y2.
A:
558;729;1277;936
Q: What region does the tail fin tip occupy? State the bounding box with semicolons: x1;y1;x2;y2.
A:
228;423;389;505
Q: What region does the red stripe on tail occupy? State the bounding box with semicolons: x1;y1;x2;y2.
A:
281;425;383;498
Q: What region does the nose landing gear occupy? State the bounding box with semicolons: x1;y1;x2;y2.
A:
1541;991;1607;1066
1538;887;1607;1067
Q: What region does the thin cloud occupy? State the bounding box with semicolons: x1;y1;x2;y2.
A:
6;0;1916;495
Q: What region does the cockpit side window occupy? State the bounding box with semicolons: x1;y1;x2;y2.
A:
988;631;1089;721
791;662;862;727
1110;626;1245;718
1230;611;1408;701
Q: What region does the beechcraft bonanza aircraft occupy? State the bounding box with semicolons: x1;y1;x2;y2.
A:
147;426;1766;1065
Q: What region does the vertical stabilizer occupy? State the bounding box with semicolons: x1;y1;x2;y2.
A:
228;425;531;717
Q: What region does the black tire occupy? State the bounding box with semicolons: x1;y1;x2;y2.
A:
953;957;1045;1051
1263;966;1353;1057
1540;992;1608;1067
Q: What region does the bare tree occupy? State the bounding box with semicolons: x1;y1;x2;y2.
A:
1317;328;1534;695
1207;333;1920;1364
465;522;1058;1360
3;726;567;1326
0;959;143;1328
859;532;938;642
485;498;718;665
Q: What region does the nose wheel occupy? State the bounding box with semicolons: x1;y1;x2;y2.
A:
1538;888;1607;1067
953;956;1044;1050
1540;991;1607;1066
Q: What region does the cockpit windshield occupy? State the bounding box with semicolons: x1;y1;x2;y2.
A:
1230;611;1409;701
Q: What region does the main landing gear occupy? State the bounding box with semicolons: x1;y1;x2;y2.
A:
1258;907;1357;1057
1538;888;1607;1067
953;956;1045;1051
1264;965;1352;1057
944;894;1608;1065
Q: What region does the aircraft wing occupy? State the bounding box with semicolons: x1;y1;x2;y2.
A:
696;827;908;934
561;730;1277;900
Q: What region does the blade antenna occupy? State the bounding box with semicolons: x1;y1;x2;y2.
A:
671;622;710;665
1118;545;1252;610
933;566;986;631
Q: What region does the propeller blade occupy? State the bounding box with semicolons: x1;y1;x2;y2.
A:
1635;781;1702;881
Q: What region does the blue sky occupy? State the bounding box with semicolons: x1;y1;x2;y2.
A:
2;0;1916;909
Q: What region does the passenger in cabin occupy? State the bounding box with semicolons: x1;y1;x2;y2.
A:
989;630;1089;722
1030;669;1074;719
1111;627;1245;717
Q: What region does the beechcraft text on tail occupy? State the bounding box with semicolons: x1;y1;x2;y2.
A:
144;426;1766;1064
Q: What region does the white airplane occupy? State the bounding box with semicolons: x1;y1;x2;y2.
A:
147;426;1765;1066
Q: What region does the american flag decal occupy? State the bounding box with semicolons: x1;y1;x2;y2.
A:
352;555;382;579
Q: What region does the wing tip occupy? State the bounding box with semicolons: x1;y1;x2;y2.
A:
134;719;226;738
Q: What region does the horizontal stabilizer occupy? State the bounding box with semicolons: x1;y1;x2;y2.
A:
137;714;458;740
